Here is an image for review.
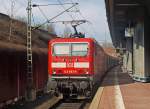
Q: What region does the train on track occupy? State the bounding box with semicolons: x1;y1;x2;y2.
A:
48;38;118;98
0;43;48;107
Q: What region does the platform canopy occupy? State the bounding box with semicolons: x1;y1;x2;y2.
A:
105;0;150;48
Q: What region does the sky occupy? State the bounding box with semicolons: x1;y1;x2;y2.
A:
0;0;112;43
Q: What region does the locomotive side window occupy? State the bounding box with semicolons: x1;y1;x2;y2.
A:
72;43;88;56
53;43;70;56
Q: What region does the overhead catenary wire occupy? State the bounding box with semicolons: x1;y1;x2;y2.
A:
29;0;90;36
57;0;90;36
70;0;98;37
67;0;85;21
32;2;76;7
32;3;78;30
6;0;96;37
66;0;90;36
57;0;75;20
32;0;96;37
31;1;78;29
37;6;49;22
70;0;85;19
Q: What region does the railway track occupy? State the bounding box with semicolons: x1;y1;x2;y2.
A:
49;98;90;109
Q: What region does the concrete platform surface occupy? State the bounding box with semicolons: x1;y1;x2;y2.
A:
89;66;150;109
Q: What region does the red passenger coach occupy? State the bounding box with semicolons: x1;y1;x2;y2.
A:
48;38;118;98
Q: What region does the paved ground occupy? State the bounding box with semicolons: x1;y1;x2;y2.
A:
89;66;150;109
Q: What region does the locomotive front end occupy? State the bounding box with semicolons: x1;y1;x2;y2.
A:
48;38;94;98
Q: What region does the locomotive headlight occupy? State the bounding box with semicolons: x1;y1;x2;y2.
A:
83;69;89;74
86;72;89;74
52;69;56;74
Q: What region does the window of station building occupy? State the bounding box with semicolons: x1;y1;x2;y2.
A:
53;43;70;56
71;43;88;56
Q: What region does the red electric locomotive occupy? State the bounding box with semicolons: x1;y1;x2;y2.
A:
48;38;117;98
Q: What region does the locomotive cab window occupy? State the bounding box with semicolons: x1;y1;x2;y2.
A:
71;43;88;56
53;43;70;56
53;43;88;56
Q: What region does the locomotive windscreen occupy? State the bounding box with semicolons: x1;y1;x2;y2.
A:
72;43;88;56
53;43;88;56
53;43;70;56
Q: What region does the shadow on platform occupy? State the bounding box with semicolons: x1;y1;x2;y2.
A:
100;66;135;87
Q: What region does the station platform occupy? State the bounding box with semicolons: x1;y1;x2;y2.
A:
89;66;150;109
